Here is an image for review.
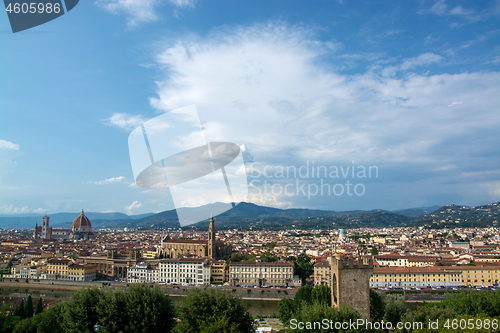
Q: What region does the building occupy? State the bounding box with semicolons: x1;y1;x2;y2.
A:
338;229;347;242
127;262;158;284
370;266;462;288
159;215;231;260
67;263;96;281
156;258;210;285
229;261;294;287
33;210;95;240
71;210;95;240
313;261;330;286
46;258;72;280
81;248;142;279
331;255;373;319
210;260;227;284
448;264;500;287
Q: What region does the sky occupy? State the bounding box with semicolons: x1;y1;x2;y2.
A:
0;0;499;216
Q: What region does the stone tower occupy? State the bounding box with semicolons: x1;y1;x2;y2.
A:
41;216;51;239
331;254;373;319
208;215;216;259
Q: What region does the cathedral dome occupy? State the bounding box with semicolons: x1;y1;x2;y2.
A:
72;209;92;228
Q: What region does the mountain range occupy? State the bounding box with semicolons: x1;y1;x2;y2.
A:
4;202;498;230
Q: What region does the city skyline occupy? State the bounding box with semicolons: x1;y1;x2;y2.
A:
1;0;499;215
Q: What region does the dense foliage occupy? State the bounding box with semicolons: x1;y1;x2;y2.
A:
0;285;175;333
175;288;254;333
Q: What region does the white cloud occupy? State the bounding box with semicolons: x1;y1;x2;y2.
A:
144;21;500;207
169;0;194;9
0;139;20;150
125;200;142;212
89;176;125;185
96;0;160;27
448;101;463;107
96;0;195;27
103;113;148;131
0;204;43;214
0;186;29;190
400;53;443;70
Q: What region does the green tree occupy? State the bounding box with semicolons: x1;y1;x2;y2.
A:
24;295;34;318
277;298;296;325
0;302;20;333
62;287;103;332
384;294;408;326
17;300;25;320
34;298;43;316
176;288;254;333
369;289;384;321
36;302;65;333
12;316;38;333
295;254;314;285
294;285;313;308
311;284;331;306
399;304;456;333
370;247;378;255
198;316;240;333
117;284;175;333
289;302;364;333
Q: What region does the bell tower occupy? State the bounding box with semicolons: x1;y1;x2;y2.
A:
208;215;216;259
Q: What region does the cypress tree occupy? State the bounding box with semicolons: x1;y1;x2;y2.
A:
18;300;25;319
13;304;19;317
35;297;43;315
25;295;34;318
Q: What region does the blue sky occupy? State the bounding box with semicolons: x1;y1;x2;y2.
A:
0;0;499;215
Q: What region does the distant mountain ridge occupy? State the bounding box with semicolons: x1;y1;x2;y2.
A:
1;202;497;230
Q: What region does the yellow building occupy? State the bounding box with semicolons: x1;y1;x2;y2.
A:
210;260;227;284
448;264;500;287
370;266;462;288
46;258;96;281
67;263;97;281
46;258;72;279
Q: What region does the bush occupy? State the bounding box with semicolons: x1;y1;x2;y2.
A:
247;289;251;294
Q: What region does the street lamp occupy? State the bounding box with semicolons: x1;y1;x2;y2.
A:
94;323;100;332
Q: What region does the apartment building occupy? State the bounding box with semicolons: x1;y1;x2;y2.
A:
210;260;227;283
448;264;500;287
157;258;210;286
127;262;158;283
229;261;294;287
313;261;330;286
370;266;462;288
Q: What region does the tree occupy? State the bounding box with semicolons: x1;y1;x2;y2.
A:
370;247;378;255
176;288;254;333
24;295;34;318
36;302;65;333
384;294;408;325
369;289;384;321
62;287;103;332
17;300;25;320
294;285;313;308
294;254;314;284
117;284;175;333
0;302;20;332
34;298;43;316
311;284;331;306
277;298;296;325
289;302;362;333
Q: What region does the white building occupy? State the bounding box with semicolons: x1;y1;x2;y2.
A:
157;258;210;286
127;262;158;283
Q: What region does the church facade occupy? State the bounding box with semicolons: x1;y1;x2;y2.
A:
159;215;231;260
33;210;95;240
